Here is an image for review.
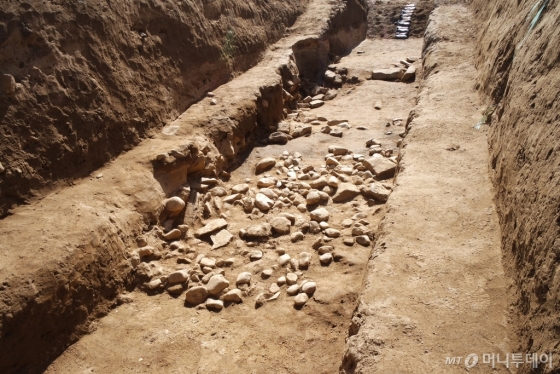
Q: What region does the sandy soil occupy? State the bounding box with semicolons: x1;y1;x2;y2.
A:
45;38;423;374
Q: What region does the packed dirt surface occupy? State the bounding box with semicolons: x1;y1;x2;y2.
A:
45;37;422;374
341;4;515;373
0;0;308;218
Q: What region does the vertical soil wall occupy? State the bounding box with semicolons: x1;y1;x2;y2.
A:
472;1;560;370
0;0;308;218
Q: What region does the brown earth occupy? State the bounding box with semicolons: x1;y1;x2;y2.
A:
1;0;559;373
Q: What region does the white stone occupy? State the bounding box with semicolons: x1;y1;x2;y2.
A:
287;284;300;296
294;293;309;307
206;299;224;311
320;253;333;265
255;193;274;211
301;281;317;295
206;274;230;295
278;254;291;266
222;289;243;303
286;273;298;285
211;229;233;250
310;207;329;222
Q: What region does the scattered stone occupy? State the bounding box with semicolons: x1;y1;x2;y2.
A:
163;197;186;215
249;250;263;261
185;286;208;305
278;121;291;134
270;216;292;235
206;299;224;311
195;219;228;237
320;253;333;265
167;284;185;295
262;268;273;278
363;156;397;179
286;273;298;285
324;228;341;238
232;183;250;194
306;190;321;205
206;274;230;295
320;126;331;134
326;157;340;167
371;68;404;81
310;177;328;189
277;254;291;267
301;281;317;295
356;235;372;246
361;181;392;202
299;252;312;268
330;128;343;137
291;231;304;242
246;223;272;238
309;220;321;234
319;221;329;230
328;146;349;156
168;269;189;284
297;204;307;213
286;284;300;296
257;177;277;188
401;65;416;82
332;183;360;202
374;101;382;110
325;70;337;82
210;229;233;250
310;100;324;109
310;207;329;222
254;193;274;211
269;129;291;144
294;293;309;307
236;272;252;285
343;237;355;246
292;123;313;138
163;229;182;241
148;278;162;290
342;219;354;227
269;283;280;293
222;289;243;303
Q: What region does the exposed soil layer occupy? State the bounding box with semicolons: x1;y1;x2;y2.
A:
471;1;560;372
0;0;368;372
366;0;434;39
341;4;514;373
0;0;308;218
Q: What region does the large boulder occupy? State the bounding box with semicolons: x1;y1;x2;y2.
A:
361;182;392;202
195;218;228;237
310;207;330;222
246;223;272;238
332;183;360;202
270;216;291;235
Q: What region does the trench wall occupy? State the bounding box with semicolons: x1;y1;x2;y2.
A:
471;0;560;371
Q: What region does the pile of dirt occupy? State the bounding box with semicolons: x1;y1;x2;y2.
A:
472;0;560;370
0;0;309;218
366;0;434;39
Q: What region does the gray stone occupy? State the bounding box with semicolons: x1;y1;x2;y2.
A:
168;269;189;284
294;293;309;307
292;124;312;138
246;223;272;238
324;228;341;238
195;219;228;237
222;289;243;303
299;252;312;267
330;128;343;137
200;257;216;268
362;156;397;179
291;231;304;242
185;286;208;305
371;68;404;81
270;216;292;235
361;181;392;202
332;183;361;202
328;146;350;155
301;281;317;295
206;299;224;311
206;274;230;295
356;235;372;246
278;121;291;134
306;190;321;205
320;253;333;265
211;229;233;249
310;207;329;222
310;100;324;109
278;254;291;266
401;64;416;82
164;197;186;215
309;220;321;234
256;157;277;174
269;132;289;144
236;272;252;285
249;250;263;261
231;183;250;194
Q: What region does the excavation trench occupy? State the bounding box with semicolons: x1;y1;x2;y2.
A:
0;0;434;372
